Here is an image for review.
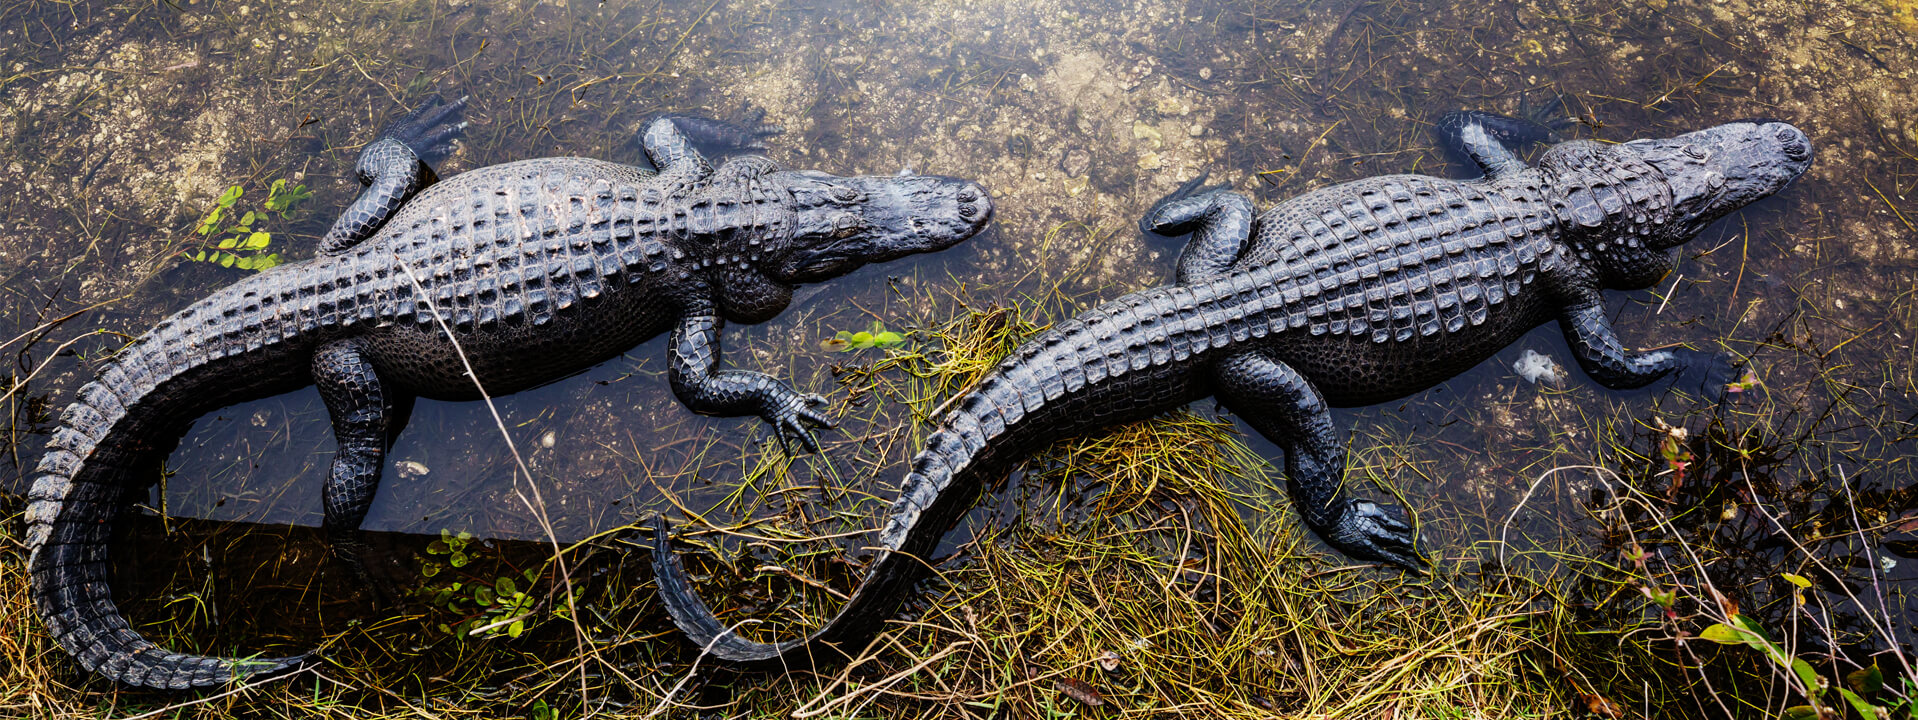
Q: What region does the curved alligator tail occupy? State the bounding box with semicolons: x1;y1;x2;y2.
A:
26;275;316;689
654;280;1247;665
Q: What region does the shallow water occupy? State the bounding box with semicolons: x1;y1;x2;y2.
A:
2;0;1916;703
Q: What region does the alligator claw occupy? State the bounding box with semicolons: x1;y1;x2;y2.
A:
1675;349;1743;403
382;94;470;163
768;393;836;455
729;104;783;152
1516;94;1575;141
1326;500;1426;572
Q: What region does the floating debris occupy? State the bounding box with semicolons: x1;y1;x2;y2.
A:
1512;348;1564;385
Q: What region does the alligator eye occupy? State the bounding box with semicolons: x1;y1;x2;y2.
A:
1682;145;1708;160
832;187;860;202
1705;172;1725;190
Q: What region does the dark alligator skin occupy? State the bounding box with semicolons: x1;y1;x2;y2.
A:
24;96;993;689
653;111;1814;666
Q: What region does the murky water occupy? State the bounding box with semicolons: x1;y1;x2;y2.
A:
2;0;1916;708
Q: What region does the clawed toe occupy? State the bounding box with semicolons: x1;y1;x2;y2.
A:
1517;95;1575;138
1677;349;1743;403
1328;500;1426;572
767;394;836;455
383;94;470;162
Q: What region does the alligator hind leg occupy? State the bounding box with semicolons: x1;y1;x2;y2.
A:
1211;350;1424;570
1432;101;1573;179
319;95;469;254
312;339;410;595
1139;172;1256;284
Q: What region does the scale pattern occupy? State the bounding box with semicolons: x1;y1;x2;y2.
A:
654;114;1815;667
28;103;992;688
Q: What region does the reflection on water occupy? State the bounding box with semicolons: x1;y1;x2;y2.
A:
1;0;1915;710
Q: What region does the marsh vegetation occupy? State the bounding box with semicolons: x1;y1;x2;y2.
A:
1;0;1915;717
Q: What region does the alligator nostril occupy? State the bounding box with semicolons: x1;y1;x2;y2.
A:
957;189;977;203
958;205;977;219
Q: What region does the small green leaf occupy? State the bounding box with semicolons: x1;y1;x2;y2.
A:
216;235;238;249
523;567;539;582
1783;573;1812;588
422;562;442;578
254;254;281;270
192;250;207;261
235;256;256;270
1780;706;1818;720
472;586;495;606
450;551;469;568
1790;657;1820;695
427;540;449;555
217;185;243;206
237;211;257;228
1850;664;1885;694
244;231;271;249
875;331;904;346
508;620;525;638
1699;623;1750;645
495;577;518;597
218;252;235;268
1838;688;1881;720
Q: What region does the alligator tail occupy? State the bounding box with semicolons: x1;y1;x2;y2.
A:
26;277;315;689
654;283;1235;665
652;377;1043;665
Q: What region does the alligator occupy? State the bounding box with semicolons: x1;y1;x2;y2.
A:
653;111;1814;665
25;95;994;689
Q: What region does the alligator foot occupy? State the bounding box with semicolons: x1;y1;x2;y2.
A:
657;105;783;157
768;392;836;455
1674;349;1744;403
382;94;470;163
1325;500;1426;572
1515;93;1575;141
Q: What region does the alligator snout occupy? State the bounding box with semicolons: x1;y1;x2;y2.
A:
954;180;993;229
1771;123;1812;163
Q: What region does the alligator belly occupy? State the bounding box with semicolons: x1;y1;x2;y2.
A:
360;291;678;399
1272;298;1555;407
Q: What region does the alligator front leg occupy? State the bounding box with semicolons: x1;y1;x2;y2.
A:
313;339;412;593
1432;104;1571;180
1559;301;1738;399
1212;350;1424;570
668;300;836;453
640;111;783;191
1140;172;1256;284
319;95;469;254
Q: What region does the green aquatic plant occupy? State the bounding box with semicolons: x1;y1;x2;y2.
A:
820;319;907;352
419;529;576;640
184;179;312;271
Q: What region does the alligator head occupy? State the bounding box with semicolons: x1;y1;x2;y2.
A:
1623;119;1814;245
769;172;993;284
1540;119;1812;289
